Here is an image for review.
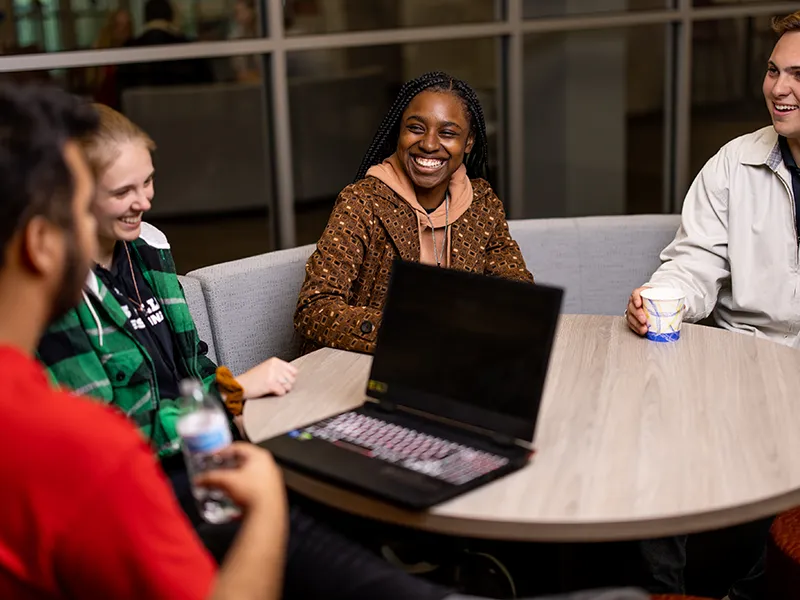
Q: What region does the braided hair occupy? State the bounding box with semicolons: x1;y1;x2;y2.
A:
355;71;490;182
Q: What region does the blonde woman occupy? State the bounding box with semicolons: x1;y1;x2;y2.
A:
36;104;297;515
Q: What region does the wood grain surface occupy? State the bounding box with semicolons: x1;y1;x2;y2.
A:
243;315;800;541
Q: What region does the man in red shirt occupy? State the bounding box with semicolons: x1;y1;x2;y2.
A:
0;84;286;600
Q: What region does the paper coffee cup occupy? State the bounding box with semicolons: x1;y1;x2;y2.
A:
640;287;685;342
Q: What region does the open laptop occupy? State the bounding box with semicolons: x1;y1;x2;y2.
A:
260;261;564;509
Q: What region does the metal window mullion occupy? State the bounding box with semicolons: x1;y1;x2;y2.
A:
281;20;513;51
257;1;278;252
0;38;278;72
690;2;800;22
506;0;524;219
519;9;680;33
267;0;296;249
0;22;515;72
662;18;677;215
493;0;508;202
673;0;693;214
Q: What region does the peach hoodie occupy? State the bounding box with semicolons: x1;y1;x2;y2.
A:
366;153;473;267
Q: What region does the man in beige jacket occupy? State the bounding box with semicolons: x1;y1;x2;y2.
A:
625;10;800;600
628;14;800;347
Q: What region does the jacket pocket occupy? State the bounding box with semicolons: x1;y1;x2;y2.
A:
105;348;149;389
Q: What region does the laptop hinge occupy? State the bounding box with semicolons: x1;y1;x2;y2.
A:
490;432;516;448
365;397;397;413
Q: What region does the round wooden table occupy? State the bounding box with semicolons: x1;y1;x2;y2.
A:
243;314;800;542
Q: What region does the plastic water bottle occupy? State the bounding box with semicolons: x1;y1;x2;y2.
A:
176;378;242;524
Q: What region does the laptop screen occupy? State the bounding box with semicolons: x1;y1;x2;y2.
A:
367;261;563;443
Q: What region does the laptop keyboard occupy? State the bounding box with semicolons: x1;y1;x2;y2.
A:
291;411;509;486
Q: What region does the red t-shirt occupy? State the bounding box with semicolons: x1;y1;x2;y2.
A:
0;346;217;599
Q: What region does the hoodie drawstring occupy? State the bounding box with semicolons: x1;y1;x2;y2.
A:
82;290;104;348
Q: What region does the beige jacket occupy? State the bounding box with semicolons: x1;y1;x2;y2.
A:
647;125;800;348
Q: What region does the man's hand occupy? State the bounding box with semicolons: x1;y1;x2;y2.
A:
626;286;650;336
194;442;286;517
237;357;298;399
203;442;287;600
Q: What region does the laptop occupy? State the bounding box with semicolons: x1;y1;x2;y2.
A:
260;261;564;509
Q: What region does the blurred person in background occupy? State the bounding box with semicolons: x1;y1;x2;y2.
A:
87;9;133;109
228;0;261;82
117;0;213;93
128;0;187;46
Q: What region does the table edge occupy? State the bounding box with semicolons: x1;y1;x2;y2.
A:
281;471;800;542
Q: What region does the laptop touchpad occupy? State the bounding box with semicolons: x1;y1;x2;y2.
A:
379;464;443;491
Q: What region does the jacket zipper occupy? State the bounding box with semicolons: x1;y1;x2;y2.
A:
775;171;799;266
776;171;799;340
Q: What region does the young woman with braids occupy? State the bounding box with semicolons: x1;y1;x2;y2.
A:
295;71;533;354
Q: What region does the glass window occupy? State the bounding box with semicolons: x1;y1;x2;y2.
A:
523;0;668;19
284;0;501;36
523;25;667;218
2;0;263;54
3;56;275;272
286;38;502;246
689;16;773;187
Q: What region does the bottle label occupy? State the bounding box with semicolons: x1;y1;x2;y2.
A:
178;412;232;454
183;428;230;454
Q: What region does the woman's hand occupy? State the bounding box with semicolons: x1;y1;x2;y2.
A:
237;357;298;399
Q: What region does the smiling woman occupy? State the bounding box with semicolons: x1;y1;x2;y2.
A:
81;104;156;268
35;104;300;517
294;71;534;355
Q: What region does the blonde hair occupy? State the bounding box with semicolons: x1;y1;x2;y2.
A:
80;104;156;176
772;11;800;37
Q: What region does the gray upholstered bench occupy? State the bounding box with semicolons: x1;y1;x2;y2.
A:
179;214;681;373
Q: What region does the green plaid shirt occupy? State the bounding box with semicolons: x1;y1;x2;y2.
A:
37;224;217;456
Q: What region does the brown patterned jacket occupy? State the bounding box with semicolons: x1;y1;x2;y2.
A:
294;176;534;355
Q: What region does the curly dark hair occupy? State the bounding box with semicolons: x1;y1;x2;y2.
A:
355;71;490;182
